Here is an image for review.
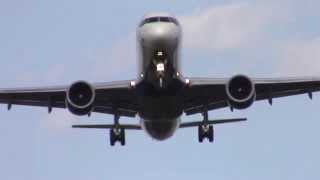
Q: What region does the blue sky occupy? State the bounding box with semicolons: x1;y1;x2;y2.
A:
1;0;320;179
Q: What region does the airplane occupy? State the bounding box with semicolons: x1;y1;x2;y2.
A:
1;12;320;146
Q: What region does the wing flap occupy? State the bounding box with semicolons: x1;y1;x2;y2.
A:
180;118;247;128
72;124;141;130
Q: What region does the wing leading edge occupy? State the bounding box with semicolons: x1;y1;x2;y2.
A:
1;76;319;118
183;76;320;115
0;80;139;117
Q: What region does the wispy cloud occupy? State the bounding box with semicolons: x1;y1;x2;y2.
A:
179;3;275;53
277;37;320;76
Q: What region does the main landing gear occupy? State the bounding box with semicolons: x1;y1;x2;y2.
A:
198;110;214;143
198;124;214;143
109;114;126;146
110;128;125;146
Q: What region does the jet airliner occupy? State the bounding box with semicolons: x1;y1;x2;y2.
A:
2;13;320;146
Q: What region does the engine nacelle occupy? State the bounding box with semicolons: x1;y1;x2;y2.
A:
66;81;95;116
226;75;256;109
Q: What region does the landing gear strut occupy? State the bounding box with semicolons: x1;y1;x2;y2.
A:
198;108;214;143
109;114;126;146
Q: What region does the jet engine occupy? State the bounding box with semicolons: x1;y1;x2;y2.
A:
66;81;95;116
226;75;256;109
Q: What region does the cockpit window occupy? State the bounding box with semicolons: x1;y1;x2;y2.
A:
159;17;170;22
169;17;179;26
139;17;179;27
139;17;155;27
145;17;159;24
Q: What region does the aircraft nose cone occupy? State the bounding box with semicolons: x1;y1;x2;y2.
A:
152;27;172;41
140;23;180;48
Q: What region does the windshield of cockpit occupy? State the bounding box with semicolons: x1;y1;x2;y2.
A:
139;17;179;27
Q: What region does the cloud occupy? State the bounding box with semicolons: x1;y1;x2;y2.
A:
178;2;279;53
277;37;320;76
90;33;137;81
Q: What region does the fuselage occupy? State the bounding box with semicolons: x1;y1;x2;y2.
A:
136;13;184;140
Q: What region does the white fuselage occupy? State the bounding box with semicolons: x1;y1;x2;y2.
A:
137;16;182;77
135;14;184;140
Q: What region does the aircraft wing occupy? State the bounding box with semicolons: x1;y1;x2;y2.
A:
183;77;320;115
0;80;139;117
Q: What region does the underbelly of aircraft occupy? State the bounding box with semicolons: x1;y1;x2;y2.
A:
139;99;182;140
141;117;180;140
138;91;183;140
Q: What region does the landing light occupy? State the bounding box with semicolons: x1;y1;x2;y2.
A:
157;51;164;56
130;81;136;87
157;63;165;72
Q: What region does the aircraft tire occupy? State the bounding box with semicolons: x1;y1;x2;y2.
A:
198;125;204;143
208;125;214;143
110;129;115;146
120;128;126;146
